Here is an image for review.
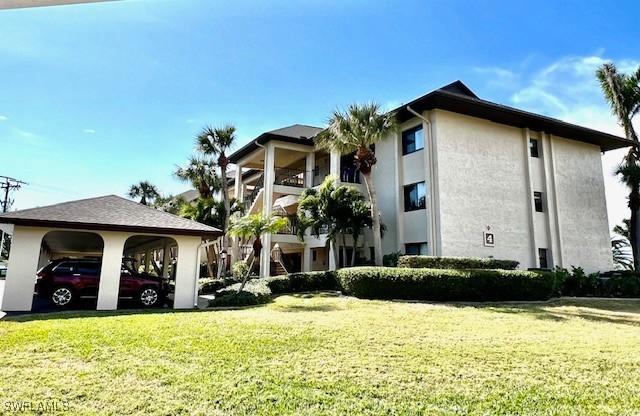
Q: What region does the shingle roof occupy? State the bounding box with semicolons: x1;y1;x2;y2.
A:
0;195;221;238
229;124;322;163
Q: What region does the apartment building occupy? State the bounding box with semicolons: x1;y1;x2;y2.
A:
227;81;631;276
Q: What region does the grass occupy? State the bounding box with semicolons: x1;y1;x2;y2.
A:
1;295;640;415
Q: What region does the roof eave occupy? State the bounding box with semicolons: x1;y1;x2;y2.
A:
0;217;223;238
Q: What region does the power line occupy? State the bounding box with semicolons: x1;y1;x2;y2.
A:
0;176;28;213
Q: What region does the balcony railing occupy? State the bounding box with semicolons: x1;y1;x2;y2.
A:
276;216;299;235
274;168;306;188
340;167;361;184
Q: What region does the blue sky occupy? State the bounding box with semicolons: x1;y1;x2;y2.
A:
1;0;639;229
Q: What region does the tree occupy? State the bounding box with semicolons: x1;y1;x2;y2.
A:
297;176;372;267
0;232;11;261
597;63;640;269
127;181;160;205
196;125;237;277
153;194;187;215
612;220;633;270
174;156;220;199
228;213;288;292
315;103;397;265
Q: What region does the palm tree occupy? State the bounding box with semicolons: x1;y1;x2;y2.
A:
316;103;397;266
196;125;237;276
153;194;187;215
128;181;160;205
612;220;633;270
297;176;372;267
597;63;640;269
174;156;220;199
228;213;288;292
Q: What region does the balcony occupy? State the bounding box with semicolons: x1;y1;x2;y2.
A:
276;216;299;235
340;167;360;184
274;168;306;188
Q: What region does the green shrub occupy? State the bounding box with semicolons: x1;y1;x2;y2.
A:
263;275;291;294
232;260;250;279
556;268;640;298
383;251;402;267
336;267;556;301
287;271;338;292
209;279;271;307
397;256;519;270
601;272;640;297
198;278;226;295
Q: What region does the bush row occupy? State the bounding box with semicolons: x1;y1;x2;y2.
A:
208;271;337;307
336;267;557;301
397;256;519;270
557;267;640;298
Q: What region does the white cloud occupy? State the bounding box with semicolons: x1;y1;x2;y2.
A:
83;128;96;134
0;115;7;121
478;54;640;232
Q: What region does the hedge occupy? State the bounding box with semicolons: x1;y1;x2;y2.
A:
208;271;338;307
397;256;519;270
336;267;557;301
557;267;640;298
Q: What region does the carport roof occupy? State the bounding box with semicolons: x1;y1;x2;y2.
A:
0;195;222;238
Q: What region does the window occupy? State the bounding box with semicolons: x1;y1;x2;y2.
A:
529;138;540;158
538;248;549;269
53;262;73;275
76;263;101;276
534;191;544;212
402;125;424;155
405;242;428;255
369;247;375;261
312;250;317;261
404;182;426;211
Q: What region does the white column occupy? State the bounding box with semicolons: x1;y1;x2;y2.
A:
305;152;315;187
96;232;129;310
329;150;340;180
162;241;171;278
1;226;48;311
328;241;337;271
260;144;276;278
231;164;244;264
303;246;312;272
174;236;201;309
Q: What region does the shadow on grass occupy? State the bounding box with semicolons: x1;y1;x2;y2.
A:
271;291;344;313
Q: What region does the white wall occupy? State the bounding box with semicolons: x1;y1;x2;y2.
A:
433;110;533;267
552;136;613;272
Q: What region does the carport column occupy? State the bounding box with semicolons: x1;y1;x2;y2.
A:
162;241;171;278
96;232;129;310
305;152;315;187
328;150;340;271
260;143;275;278
1;226;48;311
174;236;202;309
144;250;151;273
231;164;244;265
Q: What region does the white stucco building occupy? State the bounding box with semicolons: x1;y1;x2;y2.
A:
227;81;630;275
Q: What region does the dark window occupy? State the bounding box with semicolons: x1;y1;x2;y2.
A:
402;125;424;155
538;248;549;269
404;182;426;211
53;262;73;275
76;263;101;276
405;242;428;255
369;247;374;261
529;138;539;158
534;191;544;212
312;250;317;261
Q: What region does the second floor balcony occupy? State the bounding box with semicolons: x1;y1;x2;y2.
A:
274;168;306;188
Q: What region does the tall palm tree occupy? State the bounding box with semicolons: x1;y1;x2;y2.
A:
316;103;397;266
228;214;288;292
196;125;237;275
128;181;160;205
174;156;220;199
597;63;640;269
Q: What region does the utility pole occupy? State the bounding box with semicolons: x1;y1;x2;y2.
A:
0;176;27;213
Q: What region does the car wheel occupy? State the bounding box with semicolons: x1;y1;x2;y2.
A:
139;287;160;307
50;286;74;308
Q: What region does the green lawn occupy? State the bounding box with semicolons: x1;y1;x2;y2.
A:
1;295;640;415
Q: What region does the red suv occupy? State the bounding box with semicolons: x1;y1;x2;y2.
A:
36;258;170;308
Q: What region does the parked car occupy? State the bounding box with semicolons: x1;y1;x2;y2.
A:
0;265;6;279
35;258;169;308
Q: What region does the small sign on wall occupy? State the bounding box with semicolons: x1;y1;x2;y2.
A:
483;226;495;247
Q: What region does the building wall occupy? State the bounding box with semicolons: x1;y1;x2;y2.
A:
431;109;612;272
552;136;613;271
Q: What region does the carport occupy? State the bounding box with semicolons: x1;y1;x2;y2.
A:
0;195;221;311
